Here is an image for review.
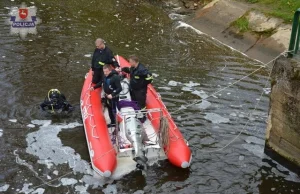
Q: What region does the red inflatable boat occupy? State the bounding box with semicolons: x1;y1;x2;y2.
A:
80;56;192;177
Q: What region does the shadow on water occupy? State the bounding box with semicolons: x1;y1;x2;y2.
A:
264;145;300;176
258;156;300;194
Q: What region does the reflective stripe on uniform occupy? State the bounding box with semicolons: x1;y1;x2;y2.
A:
98;61;105;66
145;76;153;80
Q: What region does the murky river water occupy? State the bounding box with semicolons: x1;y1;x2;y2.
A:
0;0;300;193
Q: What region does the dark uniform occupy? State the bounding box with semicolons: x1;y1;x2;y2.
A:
103;70;122;125
91;46;119;89
126;63;153;110
40;89;73;113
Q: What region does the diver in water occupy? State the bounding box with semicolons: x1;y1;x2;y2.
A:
40;89;73;113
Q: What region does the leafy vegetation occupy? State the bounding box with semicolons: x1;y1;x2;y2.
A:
245;0;300;22
231;15;249;32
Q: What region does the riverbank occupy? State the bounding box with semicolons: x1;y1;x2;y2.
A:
167;0;293;63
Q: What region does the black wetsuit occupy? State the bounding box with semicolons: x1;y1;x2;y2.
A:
40;94;72;112
91;46;119;88
103;70;122;124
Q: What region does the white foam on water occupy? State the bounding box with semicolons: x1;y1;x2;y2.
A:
111;157;137;180
181;86;193;92
24;120;152;191
152;73;159;77
37;159;53;169
84;54;91;57
184;81;200;87
263;88;271;95
242;144;264;158
169;13;186;20
204;113;230;124
31;120;51;127
0;184;10;192
158;87;171;91
176;21;203;35
239;155;245;161
245;136;265;146
133;190;144;194
230;112;237;117
196;100;211;110
61;178;78;186
32;188;45;194
179;105;187;110
75;184;89;193
168;80;181;86
27;124;35;128
102;184;117;194
271;160;300;183
57;51;63;54
0;128;3;137
14;150;61;189
191;90;209;99
81;174;107;189
26;121;91;174
238;114;245;118
285;171;300;183
9;119;17;123
19;183;34;194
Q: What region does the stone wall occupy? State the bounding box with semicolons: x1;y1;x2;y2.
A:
266;56;300;166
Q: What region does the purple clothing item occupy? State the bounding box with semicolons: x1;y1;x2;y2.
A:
118;100;140;110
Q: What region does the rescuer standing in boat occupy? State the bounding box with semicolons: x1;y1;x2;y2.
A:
122;55;153;116
90;38;120;89
95;64;122;126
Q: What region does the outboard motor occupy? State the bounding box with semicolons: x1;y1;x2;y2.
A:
119;79;148;170
124;116;148;169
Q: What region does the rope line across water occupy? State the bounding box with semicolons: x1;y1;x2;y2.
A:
25;50;292;192
172;50;292;153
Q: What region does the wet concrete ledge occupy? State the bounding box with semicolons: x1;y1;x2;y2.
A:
174;0;292;64
266;56;300;171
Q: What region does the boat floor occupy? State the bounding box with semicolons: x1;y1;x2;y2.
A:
103;107;166;162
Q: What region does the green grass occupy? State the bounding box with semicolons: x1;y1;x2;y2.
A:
246;0;300;22
232;15;249;32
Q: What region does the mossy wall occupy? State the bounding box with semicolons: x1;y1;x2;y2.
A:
266;56;300;166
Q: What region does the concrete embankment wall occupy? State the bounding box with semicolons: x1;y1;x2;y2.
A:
266;56;300;167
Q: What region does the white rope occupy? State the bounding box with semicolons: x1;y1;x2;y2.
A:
26;50;293;192
170;50;292;115
193;50;292;153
